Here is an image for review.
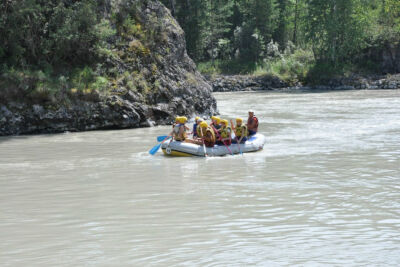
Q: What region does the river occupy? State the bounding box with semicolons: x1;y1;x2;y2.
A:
1;89;399;266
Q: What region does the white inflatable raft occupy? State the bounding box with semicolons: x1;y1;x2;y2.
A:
161;133;266;157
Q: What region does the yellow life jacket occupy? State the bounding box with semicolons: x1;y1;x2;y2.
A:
220;126;231;139
173;124;187;141
205;127;216;142
235;125;248;137
198;126;215;139
204;126;216;146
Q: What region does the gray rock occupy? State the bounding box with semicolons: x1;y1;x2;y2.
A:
0;0;217;136
388;82;397;89
334;85;355;90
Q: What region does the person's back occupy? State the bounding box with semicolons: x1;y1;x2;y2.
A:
198;121;215;147
172;116;188;141
203;126;216;147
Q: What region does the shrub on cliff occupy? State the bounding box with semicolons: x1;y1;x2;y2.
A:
0;0;165;104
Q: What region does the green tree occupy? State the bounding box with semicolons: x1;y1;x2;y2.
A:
0;0;104;69
274;0;291;49
203;0;234;61
306;0;368;65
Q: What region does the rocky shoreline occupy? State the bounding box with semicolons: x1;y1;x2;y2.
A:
0;0;216;136
1;0;399;136
208;73;400;92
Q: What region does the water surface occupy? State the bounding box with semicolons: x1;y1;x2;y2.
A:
1;90;400;265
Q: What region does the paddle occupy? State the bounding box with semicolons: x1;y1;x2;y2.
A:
199;127;208;157
149;135;171;155
211;125;233;155
157;135;168;142
231;120;242;155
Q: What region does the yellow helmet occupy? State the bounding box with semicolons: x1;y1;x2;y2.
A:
195;116;200;122
221;119;228;126
178;116;187;124
214;117;221;124
236;118;243;123
211;116;217;121
175;116;181;122
200;121;208;128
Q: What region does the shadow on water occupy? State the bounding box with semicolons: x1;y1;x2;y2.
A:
0;135;31;144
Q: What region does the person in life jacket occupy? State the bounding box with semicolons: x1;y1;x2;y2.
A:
210;116;221;132
170;116;189;141
196;121;216;147
247;110;258;136
232;117;248;144
216;119;232;146
192;116;202;138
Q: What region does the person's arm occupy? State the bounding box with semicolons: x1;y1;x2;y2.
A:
170;124;175;140
230;120;236;131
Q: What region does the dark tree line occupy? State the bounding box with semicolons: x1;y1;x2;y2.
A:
161;0;400;67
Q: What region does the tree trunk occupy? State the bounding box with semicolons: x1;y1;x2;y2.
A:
170;0;176;16
293;0;299;45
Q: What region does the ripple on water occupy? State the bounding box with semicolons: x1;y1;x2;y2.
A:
1;90;400;265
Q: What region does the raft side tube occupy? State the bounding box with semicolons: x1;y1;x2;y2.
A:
161;133;265;157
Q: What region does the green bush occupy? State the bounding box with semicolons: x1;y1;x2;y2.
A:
71;67;95;91
197;59;257;76
254;48;315;83
91;77;109;92
198;49;315;84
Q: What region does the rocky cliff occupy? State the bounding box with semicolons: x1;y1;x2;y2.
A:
0;0;217;136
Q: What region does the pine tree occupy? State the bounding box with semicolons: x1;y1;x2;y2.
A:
203;0;234;61
274;0;290;49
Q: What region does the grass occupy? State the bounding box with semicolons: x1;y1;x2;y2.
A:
197;49;315;85
197;48;383;85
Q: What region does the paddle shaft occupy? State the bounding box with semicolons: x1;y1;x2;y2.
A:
199;127;207;157
157;135;168;142
149;134;171;155
160;134;171;144
231;120;242;155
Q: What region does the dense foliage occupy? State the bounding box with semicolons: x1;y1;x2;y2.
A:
1;0;400;97
162;0;400;78
0;0;166;103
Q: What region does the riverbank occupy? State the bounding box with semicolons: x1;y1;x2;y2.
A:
208;73;400;92
0;0;216;136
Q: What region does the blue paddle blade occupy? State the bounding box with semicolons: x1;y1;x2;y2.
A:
157;135;168;142
149;143;162;155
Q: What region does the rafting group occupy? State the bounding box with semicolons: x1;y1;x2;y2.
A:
170;110;259;148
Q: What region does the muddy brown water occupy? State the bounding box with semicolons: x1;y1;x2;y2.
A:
1;90;399;265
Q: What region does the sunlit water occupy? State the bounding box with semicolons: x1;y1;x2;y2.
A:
1;90;400;266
